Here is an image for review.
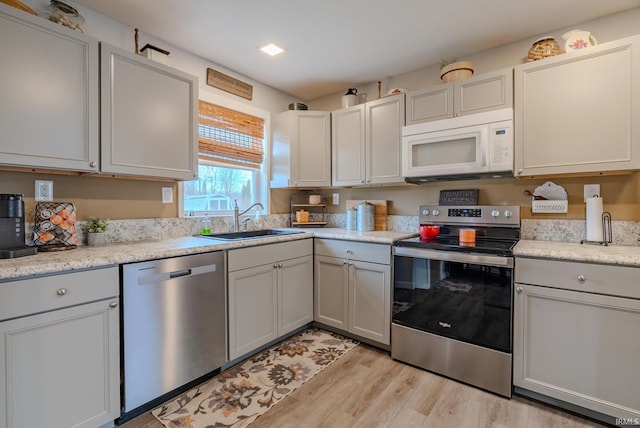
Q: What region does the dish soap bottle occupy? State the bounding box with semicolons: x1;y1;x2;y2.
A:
254;211;263;230
200;215;211;235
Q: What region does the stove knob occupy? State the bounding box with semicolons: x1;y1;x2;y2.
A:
432;209;440;216
491;210;500;217
422;209;430;216
503;210;513;218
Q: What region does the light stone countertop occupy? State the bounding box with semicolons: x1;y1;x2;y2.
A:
514;239;640;267
0;229;417;281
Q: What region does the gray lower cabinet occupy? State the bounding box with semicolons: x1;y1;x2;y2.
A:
228;239;313;360
314;239;391;345
0;3;99;173
514;257;640;423
100;43;198;180
0;267;120;428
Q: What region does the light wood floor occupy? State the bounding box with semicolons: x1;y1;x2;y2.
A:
120;344;605;428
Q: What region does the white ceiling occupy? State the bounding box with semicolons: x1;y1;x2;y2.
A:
73;0;640;100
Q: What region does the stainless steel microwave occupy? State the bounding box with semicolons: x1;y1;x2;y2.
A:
401;108;513;182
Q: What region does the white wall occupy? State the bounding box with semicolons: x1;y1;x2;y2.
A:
309;7;640;111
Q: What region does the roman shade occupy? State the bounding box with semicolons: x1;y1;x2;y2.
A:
198;101;264;169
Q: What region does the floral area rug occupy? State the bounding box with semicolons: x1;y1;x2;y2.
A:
151;328;358;428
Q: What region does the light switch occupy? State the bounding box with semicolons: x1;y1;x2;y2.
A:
162;187;174;203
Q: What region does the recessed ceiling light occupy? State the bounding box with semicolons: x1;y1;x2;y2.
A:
260;43;284;56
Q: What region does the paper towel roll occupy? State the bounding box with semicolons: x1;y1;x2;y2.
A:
586;196;604;242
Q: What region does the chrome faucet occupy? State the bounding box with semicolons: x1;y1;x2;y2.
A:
233;200;264;231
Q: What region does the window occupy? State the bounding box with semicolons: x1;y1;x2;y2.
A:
181;101;267;217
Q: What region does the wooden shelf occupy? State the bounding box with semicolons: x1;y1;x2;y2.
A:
290;191;327;227
292;221;327;226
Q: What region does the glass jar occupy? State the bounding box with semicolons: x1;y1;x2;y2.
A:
527;37;560;62
40;0;86;33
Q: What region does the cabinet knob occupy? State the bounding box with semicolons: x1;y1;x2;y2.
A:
273;264;278;268
360;180;365;183
577;275;586;282
516;286;524;294
345;249;352;254
109;301;118;308
89;161;97;168
56;288;67;296
343;260;348;264
278;263;283;268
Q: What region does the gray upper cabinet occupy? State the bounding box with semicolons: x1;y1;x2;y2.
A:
405;67;513;125
270;110;331;188
0;4;99;172
514;35;640;177
332;94;405;186
100;43;198;180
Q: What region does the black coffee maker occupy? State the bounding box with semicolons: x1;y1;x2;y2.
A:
0;194;37;258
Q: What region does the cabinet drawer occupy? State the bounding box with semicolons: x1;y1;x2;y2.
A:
0;267;119;321
315;239;390;265
515;257;640;299
228;239;313;272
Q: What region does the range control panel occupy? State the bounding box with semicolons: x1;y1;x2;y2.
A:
419;205;520;227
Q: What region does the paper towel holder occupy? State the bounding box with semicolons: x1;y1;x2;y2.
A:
581;211;612;246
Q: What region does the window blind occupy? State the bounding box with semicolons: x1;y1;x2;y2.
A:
198;101;265;169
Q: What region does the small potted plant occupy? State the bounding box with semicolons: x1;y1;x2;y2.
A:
85;216;109;246
439;58;475;83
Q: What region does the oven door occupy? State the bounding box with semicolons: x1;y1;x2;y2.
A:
393;247;513;353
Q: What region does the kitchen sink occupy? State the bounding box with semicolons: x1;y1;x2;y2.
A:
198;229;304;240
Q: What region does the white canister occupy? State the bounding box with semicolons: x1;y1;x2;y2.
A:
346;208;357;230
356;201;375;231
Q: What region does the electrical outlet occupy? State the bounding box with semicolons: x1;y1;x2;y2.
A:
35;180;53;202
332;193;339;205
583;184;600;202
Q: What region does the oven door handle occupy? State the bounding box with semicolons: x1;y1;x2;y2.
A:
393;247;513;268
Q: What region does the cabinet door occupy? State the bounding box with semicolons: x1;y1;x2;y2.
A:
0;299;119;428
100;43;198;180
271;111;331;188
366;94;405;184
0;4;99;172
228;263;278;360
405;84;454;125
292;112;331;187
314;255;349;330
349;260;391;345
514;283;640;420
332;105;366;186
514;35;640;177
455;67;513;116
278;255;313;335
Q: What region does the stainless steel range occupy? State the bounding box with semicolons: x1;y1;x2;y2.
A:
392;204;520;397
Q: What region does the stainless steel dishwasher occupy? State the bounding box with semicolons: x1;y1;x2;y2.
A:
120;251;226;420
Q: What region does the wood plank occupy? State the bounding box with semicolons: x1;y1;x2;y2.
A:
120;344;606;428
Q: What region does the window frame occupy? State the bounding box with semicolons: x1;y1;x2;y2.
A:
179;96;270;218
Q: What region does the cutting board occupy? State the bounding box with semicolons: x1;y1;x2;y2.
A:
345;200;388;231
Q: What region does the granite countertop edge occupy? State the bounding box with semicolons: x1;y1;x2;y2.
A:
514;239;640;267
0;229;418;281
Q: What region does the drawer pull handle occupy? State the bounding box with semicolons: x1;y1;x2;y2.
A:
577;275;586;282
109;301;118;308
516;286;524;294
57;288;67;296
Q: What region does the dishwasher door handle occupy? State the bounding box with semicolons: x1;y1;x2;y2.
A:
136;264;217;286
169;269;192;279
